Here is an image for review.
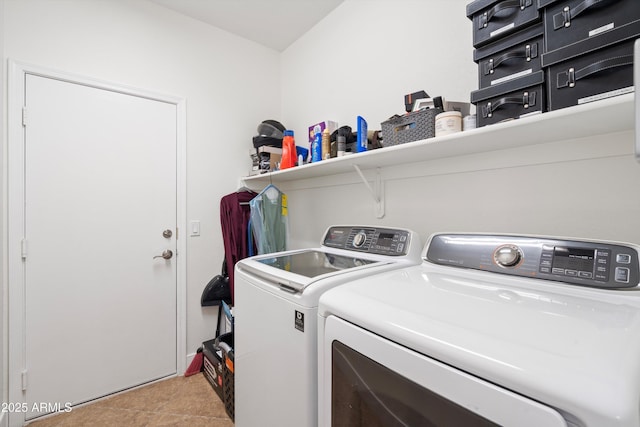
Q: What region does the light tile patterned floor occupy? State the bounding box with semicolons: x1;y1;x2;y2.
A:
26;374;233;427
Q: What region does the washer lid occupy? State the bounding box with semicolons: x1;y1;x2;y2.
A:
255;250;376;277
237;248;393;293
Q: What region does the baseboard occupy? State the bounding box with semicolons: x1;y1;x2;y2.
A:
184;351;197;375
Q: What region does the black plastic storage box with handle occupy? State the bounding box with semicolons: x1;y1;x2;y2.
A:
538;0;640;53
467;0;541;47
474;24;544;89
471;70;546;127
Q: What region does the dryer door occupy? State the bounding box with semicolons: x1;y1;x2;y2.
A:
320;315;568;427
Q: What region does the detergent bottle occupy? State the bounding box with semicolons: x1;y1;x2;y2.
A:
280;130;297;169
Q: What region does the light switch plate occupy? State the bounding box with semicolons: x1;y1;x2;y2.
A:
190;220;200;236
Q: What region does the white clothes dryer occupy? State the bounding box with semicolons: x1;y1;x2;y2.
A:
234;225;422;427
319;233;640;427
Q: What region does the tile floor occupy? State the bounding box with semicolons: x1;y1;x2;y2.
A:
26;374;233;427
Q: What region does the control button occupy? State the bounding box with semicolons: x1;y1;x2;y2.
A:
552;268;565;275
539;267;551;273
597;258;608;264
540;260;551;267
615;267;630;283
565;269;577;277
597;250;610;258
494;245;522;268
578;271;593;279
616;254;632;264
352;232;367;248
595;274;608;281
399;235;407;242
397;243;404;253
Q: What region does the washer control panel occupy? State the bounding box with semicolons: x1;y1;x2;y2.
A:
323;226;411;256
426;234;640;289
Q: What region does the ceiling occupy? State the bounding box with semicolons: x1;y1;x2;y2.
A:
148;0;345;52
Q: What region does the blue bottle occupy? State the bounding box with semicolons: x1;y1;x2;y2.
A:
312;131;322;162
357;116;368;153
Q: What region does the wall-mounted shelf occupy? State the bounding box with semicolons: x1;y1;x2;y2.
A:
242;93;634;185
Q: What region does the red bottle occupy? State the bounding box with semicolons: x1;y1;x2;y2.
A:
280;130;297;169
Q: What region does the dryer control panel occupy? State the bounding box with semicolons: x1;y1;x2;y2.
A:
426;234;640;289
323;226;411;256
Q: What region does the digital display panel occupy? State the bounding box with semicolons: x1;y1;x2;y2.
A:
552;247;595;273
376;232;396;249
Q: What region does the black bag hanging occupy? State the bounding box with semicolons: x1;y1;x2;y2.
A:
200;260;232;306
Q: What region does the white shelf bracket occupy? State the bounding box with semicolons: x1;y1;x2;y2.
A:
353;165;385;218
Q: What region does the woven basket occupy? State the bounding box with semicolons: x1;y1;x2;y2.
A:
381;108;442;146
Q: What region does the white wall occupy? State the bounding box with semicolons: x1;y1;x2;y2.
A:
282;0;475;146
278;0;640;249
278;0;475;247
2;0;280;373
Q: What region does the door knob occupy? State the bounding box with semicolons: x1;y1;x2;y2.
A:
162;229;172;238
153;249;173;260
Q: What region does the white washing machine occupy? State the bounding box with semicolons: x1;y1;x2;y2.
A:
319;233;640;427
234;225;422;427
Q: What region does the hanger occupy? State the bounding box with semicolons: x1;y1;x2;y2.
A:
237;185;257;206
260;183;281;201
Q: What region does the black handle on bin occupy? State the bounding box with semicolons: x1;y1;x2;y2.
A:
479;0;531;29
482;92;536;118
217;341;233;356
556;55;633;89
553;0;619;30
484;43;538;75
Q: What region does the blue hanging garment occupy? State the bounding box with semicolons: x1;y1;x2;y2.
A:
249;184;288;255
247;219;255;257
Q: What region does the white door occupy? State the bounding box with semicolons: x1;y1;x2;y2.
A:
22;74;177;420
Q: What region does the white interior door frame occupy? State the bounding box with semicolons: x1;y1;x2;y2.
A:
6;60;187;427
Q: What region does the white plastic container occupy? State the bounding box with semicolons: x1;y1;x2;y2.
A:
435;111;462;137
463;114;477;131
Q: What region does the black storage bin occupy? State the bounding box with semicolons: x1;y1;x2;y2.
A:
467;0;541;47
538;0;640;53
474;24;544;89
542;19;640;66
215;332;235;421
202;338;224;402
546;38;635;110
203;333;234;420
222;350;234;421
471;71;546;127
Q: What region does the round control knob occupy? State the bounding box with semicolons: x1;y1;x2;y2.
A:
494;245;522;268
352;232;367;248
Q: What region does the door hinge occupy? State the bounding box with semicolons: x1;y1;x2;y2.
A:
21;238;27;259
22;107;27;126
22;370;28;391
